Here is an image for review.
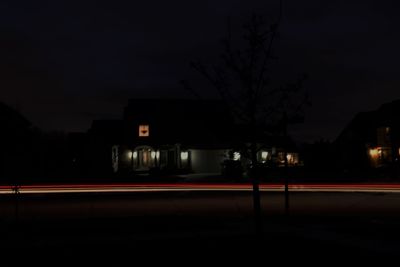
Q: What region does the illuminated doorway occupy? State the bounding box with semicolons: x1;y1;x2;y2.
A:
133;146;157;170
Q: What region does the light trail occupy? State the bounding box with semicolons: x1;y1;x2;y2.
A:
2;183;400;194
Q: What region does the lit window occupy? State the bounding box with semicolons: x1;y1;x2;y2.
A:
139;125;149;137
261;151;268;161
133;151;138;159
369;148;378;157
151;151;156;159
181;151;189;160
233;152;241;161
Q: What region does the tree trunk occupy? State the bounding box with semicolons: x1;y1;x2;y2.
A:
283;112;289;215
250;139;262;235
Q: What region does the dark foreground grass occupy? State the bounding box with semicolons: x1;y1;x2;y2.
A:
0;214;398;266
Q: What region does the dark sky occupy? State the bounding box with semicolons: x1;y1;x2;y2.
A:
1;0;400;143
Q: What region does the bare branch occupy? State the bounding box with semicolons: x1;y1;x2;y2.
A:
180;80;203;100
254;0;283;100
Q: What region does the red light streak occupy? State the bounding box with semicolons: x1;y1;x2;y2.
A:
1;182;400;194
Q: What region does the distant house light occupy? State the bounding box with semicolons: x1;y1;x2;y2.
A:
156;150;160;159
139;125;149;137
261;151;268;161
128;151;133;159
132;151;138;159
151;151;156;159
181;151;189;161
369;148;379;158
233;152;241;161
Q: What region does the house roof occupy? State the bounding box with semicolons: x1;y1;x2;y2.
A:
0;102;31;129
86;98;299;149
123;98;235;146
335;99;400;145
88;119;124;143
0;102;31;141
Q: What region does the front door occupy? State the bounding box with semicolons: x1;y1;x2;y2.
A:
134;146;155;171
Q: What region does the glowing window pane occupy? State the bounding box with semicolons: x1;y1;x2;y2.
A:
139;125;149;137
369;148;378;157
233;152;241;161
181;151;189;160
261;151;268;161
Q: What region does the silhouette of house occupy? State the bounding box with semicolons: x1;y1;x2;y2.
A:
85;99;235;175
334;99;400;170
82;98;301;176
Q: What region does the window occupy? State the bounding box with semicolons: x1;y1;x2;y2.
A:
112;146;119;173
139;125;149;137
261;151;268;161
181;151;189;160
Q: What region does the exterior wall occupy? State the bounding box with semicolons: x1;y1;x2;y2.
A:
112;145;119;173
116;144;184;173
189;149;227;173
115;145;135;173
377;127;391;146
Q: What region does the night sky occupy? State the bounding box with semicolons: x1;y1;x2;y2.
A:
1;0;400;143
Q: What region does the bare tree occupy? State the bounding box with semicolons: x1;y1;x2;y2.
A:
183;1;309;233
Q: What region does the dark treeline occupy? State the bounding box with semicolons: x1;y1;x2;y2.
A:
0;102;70;184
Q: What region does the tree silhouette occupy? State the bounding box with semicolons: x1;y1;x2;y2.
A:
183;1;310;233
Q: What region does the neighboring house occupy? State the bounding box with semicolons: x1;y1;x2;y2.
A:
250;136;301;168
334;99;400;170
79;98;301;176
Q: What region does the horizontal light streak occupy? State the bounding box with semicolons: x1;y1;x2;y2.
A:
1;183;400;194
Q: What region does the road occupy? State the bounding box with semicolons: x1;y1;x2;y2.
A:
2;183;400;221
1;185;400;264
